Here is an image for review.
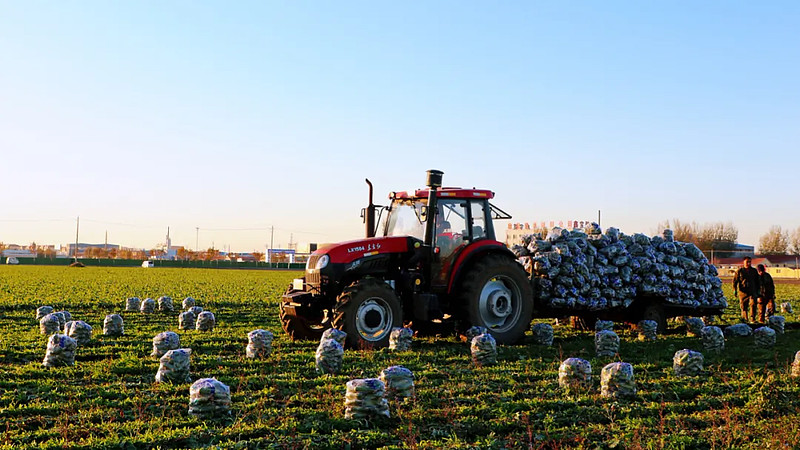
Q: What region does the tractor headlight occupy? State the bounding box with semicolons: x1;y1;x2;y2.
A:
315;254;330;270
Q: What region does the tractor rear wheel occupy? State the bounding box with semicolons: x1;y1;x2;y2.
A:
279;293;329;341
333;279;402;349
458;254;534;344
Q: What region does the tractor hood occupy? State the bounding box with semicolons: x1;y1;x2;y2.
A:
313;236;417;266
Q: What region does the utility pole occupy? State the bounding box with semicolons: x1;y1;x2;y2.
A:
74;216;79;261
269;226;274;264
597;210;601;227
195;227;199;251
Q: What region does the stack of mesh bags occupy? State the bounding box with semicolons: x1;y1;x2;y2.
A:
600;362;636;399
701;326;725;352
188;378;231;418
558;358;592;394
182;297;196;309
512;225;727;313
781;302;793;314
40;313;61;335
36;306;54;320
196;311;215;331
65;320;92;346
156;348;191;383
768;316;785;335
152;331;180;358
140;298;156;313
179;311;196;330
126;297;141;311
684;317;705;337
754;326;776;348
471;333;497;366
344;378;390;419
637;320;657;341
246;329;274;358
463;326;488;343
379;365;414;400
595;320;614;332
322;328;347;347
673;349;704;377
157;296;174;312
316;338;344;374
389;327;413;351
43;334;77;367
595;330;619;357
724;323;752;338
103;314;124;336
531;323;554;346
791;351;800;378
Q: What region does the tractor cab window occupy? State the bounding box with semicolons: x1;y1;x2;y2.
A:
384;200;425;240
435;200;468;258
470;201;487;240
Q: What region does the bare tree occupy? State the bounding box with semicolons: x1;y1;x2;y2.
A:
788;226;800;255
758;225;789;255
655;219;696;243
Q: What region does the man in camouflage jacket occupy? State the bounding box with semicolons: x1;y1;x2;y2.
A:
733;256;760;322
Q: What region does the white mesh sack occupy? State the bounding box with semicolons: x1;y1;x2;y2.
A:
471;333;497;367
39;313;61;335
188;306;203;317
140;298;156;313
637;320;657;341
558;358;592;394
125;297;141;311
179;311;196;330
768;316;785;335
379;365;414;400
724;323;752;338
595;330;620;357
43;334;77;367
64;320;92;346
36;306;54;320
791;351;800;378
595;320;614;332
389;327;413;351
780;302;793;314
701;326;724;352
103;314;124;336
152;331;180;358
182;297;196;309
321;328;347;347
53;311;68;329
155;348;191;383
531;323;554;346
188;378;231;418
157;296;174;312
754;326;776;348
600;362;636;399
246;329;274;358
344;378;390;420
464;326;489;343
196;311;216;331
673;349;704;377
684;318;705;337
315;338;344;374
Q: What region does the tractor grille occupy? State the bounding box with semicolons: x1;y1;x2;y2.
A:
305;255;322;286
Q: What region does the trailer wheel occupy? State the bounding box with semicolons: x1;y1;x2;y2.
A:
640;303;667;334
458;254;534;344
279;295;329;341
333;279;402;349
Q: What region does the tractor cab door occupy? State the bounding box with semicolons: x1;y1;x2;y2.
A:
431;199;489;289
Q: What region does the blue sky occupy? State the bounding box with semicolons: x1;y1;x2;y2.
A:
1;1;798;252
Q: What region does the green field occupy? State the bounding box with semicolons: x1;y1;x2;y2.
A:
2;266;800;449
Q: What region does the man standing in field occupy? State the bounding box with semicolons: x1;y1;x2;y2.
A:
733;256;760;323
756;264;776;323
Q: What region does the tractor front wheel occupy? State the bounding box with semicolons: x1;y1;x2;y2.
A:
279;293;330;341
333;279;402;349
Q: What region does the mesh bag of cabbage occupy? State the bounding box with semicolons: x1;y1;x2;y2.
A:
196;311;216;331
36;306;54;320
637;320;657;341
125;297;141;311
768;316;785;335
531;323;554;346
65;320;93;346
558;358;592;394
246;329;274;358
754;326;776;348
151;331;180;358
464;325;489;343
471;333;497;367
39;313;61;335
701;326;724;352
43;334;77;367
595;330;620;357
724;323;752;338
684;317;705;337
182;297;196;309
140;298;155;313
791;351;800;378
103;314;124;336
780;302;793;314
379;365;414;400
157;296;174;312
188;306;203;316
188;378;231;418
600;362;636;399
344;378;390;419
321;328;347;347
673;349;704;377
389;327;413;351
179;311;196;330
595;320;614;332
315;338;344;374
155;348;191;383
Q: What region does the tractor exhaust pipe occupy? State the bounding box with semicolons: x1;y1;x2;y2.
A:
365;178;376;238
424;169;443;247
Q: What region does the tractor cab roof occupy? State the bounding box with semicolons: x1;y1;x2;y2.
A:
390;187;495;200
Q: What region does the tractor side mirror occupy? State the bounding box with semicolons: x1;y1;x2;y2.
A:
360;208;366;222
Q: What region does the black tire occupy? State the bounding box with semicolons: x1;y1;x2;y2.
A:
279;292;329;341
333;279;402;349
640;303;667;334
457;254;534;344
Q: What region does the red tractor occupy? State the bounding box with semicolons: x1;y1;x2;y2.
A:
280;170;533;348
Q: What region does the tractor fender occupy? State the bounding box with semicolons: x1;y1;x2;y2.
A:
446;240;519;294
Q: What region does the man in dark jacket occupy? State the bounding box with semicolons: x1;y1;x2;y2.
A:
733;256;760;323
756;264;776;323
